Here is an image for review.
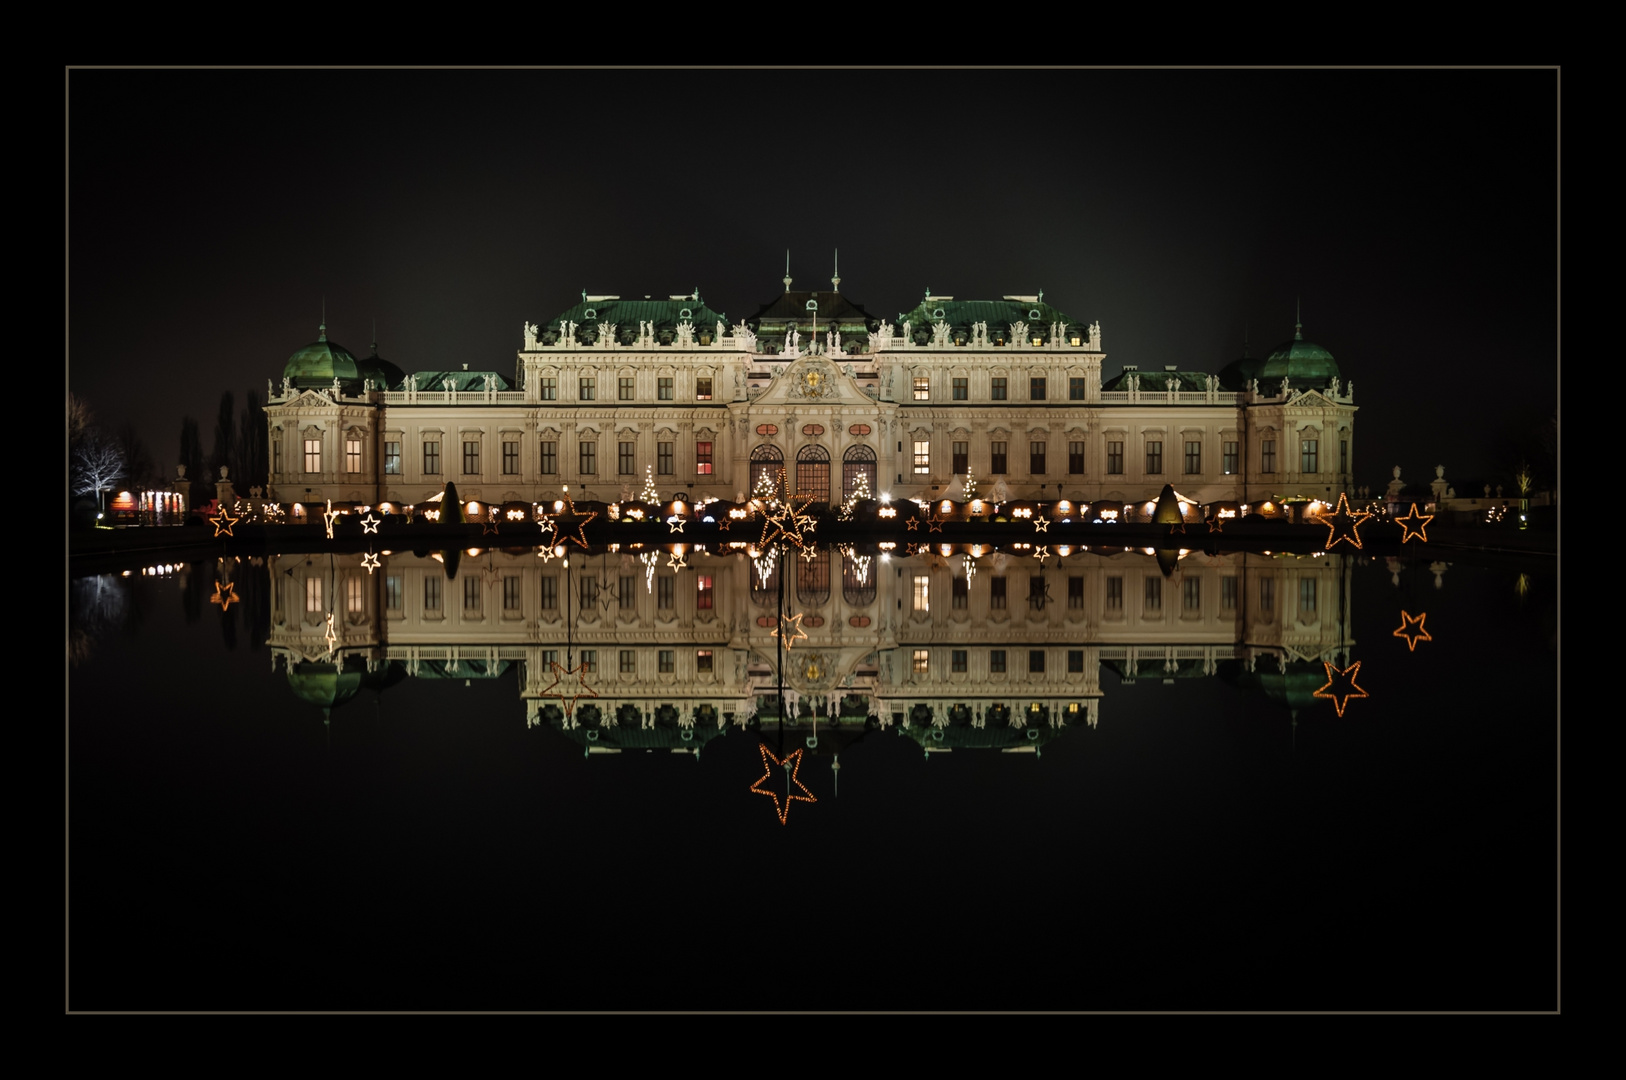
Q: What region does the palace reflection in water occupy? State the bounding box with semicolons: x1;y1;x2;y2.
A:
265;541;1354;773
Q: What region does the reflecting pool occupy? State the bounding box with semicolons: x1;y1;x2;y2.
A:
68;539;1557;1011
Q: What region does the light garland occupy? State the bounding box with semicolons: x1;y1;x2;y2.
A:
1393;610;1432;651
749;744;817;825
1313;660;1369;717
640;464;661;504
1396;503;1433;544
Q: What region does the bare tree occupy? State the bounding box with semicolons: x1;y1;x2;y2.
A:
72;430;126;513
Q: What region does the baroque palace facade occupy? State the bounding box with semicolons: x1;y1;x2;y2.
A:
264;279;1358;514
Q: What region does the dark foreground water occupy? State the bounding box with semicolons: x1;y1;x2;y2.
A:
68;542;1557;1011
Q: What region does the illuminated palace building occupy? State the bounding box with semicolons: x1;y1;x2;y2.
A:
265;273;1357;514
264;272;1360;749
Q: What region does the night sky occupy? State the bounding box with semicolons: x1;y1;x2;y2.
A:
68;68;1558;487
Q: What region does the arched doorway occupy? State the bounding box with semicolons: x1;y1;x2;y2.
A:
750;444;785;497
843;444;877;499
796;444;831;506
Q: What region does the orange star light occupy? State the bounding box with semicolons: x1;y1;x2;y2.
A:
927;510;946;533
554;489;599;549
1321;493;1371;551
1393;610;1432;651
1313;660;1369;717
1396;503;1433;544
541;659;600;721
210;581;238;611
749;744;817;824
209;506;239;537
773;612;808;648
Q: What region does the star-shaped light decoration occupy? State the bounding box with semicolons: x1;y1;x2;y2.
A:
536;543;561;564
905;517;920;532
749;744;817;825
554;487;599;549
596;576;620;613
210;580;238;611
322;500;342;539
209;505;239;538
666;549;688;571
323;612;338;658
482;518;500;535
666;515;686;535
757;470;815;550
773;612;808;649
1396;503;1433;544
1033;518;1050;534
1321;493;1371;551
799;544;819;563
1032;545;1051;566
1313;660;1369;717
1028;577;1054;610
927;510;947;533
541;660;600;724
535;509;557;541
1393;610;1432;652
359;512;381;534
360;551;381;573
1167;519;1186;535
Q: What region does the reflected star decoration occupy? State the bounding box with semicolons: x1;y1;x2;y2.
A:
1322;493;1371;551
541;660;599;722
555;489;599;548
1393;610;1432;651
360;551;381;573
773;612;808;648
1313;660;1369;717
749;744;817;825
210;580;238;611
323;612;338;657
1396;503;1433;543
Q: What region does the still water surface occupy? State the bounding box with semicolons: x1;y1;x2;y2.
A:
68;541;1557;1011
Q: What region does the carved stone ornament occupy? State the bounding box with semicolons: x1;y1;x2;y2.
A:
790;359;839;399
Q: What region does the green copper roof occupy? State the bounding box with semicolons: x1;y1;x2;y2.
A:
283;326;403;389
540;296;731;344
1258;325;1340;388
406;370;513;393
1100;368;1214;392
892;297;1086;340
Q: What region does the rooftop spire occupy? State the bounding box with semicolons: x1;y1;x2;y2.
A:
831;249;840;293
783;250;792;293
1295;297;1303;341
319;296;327;342
371;318;377;356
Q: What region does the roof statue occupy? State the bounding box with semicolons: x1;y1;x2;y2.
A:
1010;321;1028;346
1089;321;1102;351
732;322;756;351
931;320;952;347
524;321;539;351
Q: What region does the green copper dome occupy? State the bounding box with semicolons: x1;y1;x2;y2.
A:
283;324;402;390
1258;323;1340;389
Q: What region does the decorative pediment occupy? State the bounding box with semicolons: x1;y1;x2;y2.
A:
750;356;865;405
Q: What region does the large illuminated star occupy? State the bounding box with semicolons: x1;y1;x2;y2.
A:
667;515;686;534
927;510;946;533
1321;493;1371;551
359;512;381;534
360;551;381;573
541;660;599;722
1033;518;1049;534
773;612;808;648
1393;610;1432;651
749;744;817;825
757;471;814;550
1313;660;1369;717
209;505;239;537
1396;503;1433;544
482;517;500;535
210;580;238;611
554;489;599;549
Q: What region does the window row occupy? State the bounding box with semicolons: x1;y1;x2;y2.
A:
532;649;714;675
918;376;1090;401
917;649;1089;674
535;376;712;401
371;440;715;477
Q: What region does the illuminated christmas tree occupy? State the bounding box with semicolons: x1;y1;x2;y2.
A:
640;464;660;504
839;470;872;522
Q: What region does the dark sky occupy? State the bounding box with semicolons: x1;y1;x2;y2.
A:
68;68;1558;486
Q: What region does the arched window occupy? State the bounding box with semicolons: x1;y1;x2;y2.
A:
796;548;830;606
751;553;779;607
842;444;877;499
796;444;831;505
750;444;784;495
841;553;876;607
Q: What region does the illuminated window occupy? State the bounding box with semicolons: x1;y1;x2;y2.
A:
619;376;635;401
1261;440;1277;474
1185;441;1201;474
385;575;402;611
1223;441;1238;474
1106;441;1123;475
1068;649;1084;673
1030;377;1046;401
696;441;713;475
913;441;930;475
1299;577;1317;614
658;442;673;475
1069;377;1085;400
953;377;968;400
658;577;674;610
1221;576;1238;611
914;376;929;400
1301;440;1319;474
952;576;968;609
990;650;1007;673
464;576;482;612
1260;577;1275;612
697;649;714;673
912;649;929;674
697;575;714;609
503;441;519;475
304;576;322;612
991;577;1007;610
1144;577;1162;612
659;650;675;673
952;442;968;474
579;441;596;474
1029;650;1045;673
658;377;674;401
1183;578;1201;611
1105;576;1123;610
423;440;440;475
581;650;597;674
303;439;321;473
912;574;929;611
540;577;557;610
1069;442;1084;474
991;442;1008;474
1145;441;1163;475
619;442;635;475
346;576;364;613
991;377;1007;400
619;577;635;609
424;576;441;611
696;378;712;401
579;377;595;401
463;441;480;474
952;649;967;672
384;441;401;475
540;377;557;401
1068;576;1083;609
345;439;361;473
1030;441;1046;475
620;649;636;673
539;441;557;475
